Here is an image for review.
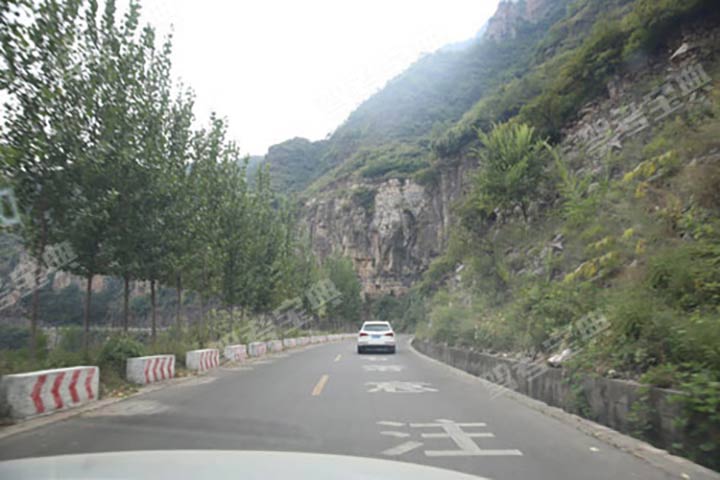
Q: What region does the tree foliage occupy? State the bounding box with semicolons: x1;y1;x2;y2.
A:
469;122;548;222
0;0;356;353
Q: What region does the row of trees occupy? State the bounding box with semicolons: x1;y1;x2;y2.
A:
0;0;329;356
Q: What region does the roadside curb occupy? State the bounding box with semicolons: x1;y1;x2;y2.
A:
0;372;203;441
406;337;720;480
0;339;332;440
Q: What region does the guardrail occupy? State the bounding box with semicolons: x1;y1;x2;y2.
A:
224;344;248;362
0;333;359;421
248;342;267;357
126;355;175;385
0;366;99;419
185;349;219;373
266;339;283;353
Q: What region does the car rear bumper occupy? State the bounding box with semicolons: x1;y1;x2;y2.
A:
357;339;396;347
358;344;395;351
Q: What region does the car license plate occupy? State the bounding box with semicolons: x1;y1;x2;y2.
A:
371;335;381;339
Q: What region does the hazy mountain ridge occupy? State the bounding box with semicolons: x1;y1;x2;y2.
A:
269;0;718;304
263;0;571;194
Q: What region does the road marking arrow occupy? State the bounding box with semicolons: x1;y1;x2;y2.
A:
377;421;405;427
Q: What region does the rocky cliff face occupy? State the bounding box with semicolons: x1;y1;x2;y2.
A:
304;159;476;298
485;0;554;41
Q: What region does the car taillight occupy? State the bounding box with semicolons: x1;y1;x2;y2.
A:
359;332;368;337
384;332;394;337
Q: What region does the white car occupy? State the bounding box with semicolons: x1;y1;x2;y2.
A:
357;321;396;354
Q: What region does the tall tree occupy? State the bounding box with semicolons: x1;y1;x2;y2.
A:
1;0;85;357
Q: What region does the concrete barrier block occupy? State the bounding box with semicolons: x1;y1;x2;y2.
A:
224;344;247;362
282;338;297;349
266;339;283;353
0;366;99;419
248;342;267;357
296;336;309;346
185;349;219;372
126;355;175;385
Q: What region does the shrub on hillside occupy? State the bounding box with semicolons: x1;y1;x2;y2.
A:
97;335;144;378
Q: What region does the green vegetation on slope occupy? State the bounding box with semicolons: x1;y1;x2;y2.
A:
268;1;572;193
415;88;720;467
433;0;717;157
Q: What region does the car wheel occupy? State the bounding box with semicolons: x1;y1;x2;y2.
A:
357;346;364;354
389;346;396;354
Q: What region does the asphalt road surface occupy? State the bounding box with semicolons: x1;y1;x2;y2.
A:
0;337;694;479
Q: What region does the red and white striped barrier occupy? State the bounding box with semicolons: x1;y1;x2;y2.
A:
295;337;309;346
0;366;99;419
282;338;297;349
248;342;267;357
266;339;283;353
224;344;247;362
186;349;219;373
126;355;175;385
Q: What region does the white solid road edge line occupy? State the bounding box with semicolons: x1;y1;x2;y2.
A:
405;336;720;480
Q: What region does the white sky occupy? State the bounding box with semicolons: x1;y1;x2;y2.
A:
139;0;500;156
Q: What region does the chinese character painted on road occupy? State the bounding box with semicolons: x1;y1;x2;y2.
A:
363;365;405;372
377;419;523;457
363;356;389;362
366;381;438;393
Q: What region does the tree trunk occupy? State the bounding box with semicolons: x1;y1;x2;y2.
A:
83;273;93;356
201;255;208;327
175;274;182;329
29;258;43;360
123;274;130;332
29;214;48;360
151;279;157;345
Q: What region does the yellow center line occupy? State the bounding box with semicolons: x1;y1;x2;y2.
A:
334;354;342;362
312;374;329;396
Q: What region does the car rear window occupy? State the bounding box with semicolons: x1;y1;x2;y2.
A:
363;324;391;332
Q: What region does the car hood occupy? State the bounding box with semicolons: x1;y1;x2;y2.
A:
0;450;489;479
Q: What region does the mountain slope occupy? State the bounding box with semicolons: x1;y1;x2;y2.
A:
264;0;570;193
